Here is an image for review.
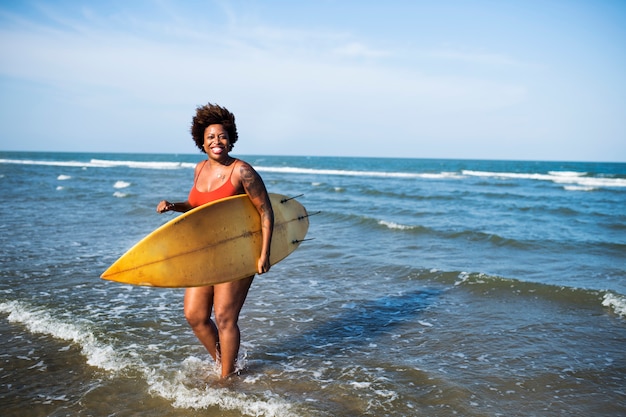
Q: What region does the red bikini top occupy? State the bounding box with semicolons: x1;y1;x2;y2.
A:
187;160;242;208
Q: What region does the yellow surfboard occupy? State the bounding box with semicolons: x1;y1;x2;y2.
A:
101;193;309;287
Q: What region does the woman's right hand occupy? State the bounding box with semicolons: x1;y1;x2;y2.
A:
156;200;174;213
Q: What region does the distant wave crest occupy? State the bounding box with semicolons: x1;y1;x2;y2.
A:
462;169;626;189
2;156;624;189
0;158;194;170
255;166;462;179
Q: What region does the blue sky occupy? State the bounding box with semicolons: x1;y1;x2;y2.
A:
0;0;624;161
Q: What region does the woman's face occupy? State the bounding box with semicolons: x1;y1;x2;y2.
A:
203;124;230;159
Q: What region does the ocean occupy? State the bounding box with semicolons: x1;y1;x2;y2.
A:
1;151;625;416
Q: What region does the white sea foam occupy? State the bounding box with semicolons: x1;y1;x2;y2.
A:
90;159;195;170
144;355;297;416
454;272;471;286
0;158;194;170
0;158;94;167
378;220;414;230
548;171;586;178
564;185;596;192
2;157;622;189
113;180;131;189
553;174;626;188
350;381;372;389
0;300;298;416
0;300;132;372
255;166;462;179
113;191;128;198
602;292;626;318
462;169;626;188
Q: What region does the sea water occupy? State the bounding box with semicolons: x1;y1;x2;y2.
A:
1;151;625;416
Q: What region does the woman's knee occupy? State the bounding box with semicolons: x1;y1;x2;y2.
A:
184;306;211;329
214;307;238;330
212;277;253;330
183;287;214;329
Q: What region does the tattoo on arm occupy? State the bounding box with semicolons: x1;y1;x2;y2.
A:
240;163;274;231
240;164;264;199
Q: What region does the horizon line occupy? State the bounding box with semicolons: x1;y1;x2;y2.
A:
1;149;625;165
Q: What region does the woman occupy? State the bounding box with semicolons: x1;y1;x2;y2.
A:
156;103;274;378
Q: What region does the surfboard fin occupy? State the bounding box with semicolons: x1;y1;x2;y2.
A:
292;238;315;244
280;194;304;203
298;210;320;220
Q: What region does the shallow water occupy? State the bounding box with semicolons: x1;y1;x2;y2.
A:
1;152;625;416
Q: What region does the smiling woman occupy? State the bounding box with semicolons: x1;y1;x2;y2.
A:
190;103;239;153
155;102;275;378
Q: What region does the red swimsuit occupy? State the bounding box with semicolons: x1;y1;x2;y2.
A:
187;160;242;207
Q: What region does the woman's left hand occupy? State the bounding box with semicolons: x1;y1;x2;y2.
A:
258;255;271;274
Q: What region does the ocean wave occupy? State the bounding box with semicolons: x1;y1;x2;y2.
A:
378;220;419;231
324;211;433;235
0;158;195;170
3;156;623;189
328;211;538;248
445;272;626;318
0;299;132;372
462;169;626;189
113;180;131;189
548;170;587;177
0;299;299;416
3;156;624;191
372;216;532;248
564;185;596;192
602;292;626;318
0;158;95;168
90;159;195;170
255;166;462;179
447;230;530;248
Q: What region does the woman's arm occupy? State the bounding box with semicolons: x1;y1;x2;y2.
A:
156;200;192;213
239;162;274;274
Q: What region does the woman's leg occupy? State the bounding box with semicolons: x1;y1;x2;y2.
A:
213;276;254;377
184;286;219;361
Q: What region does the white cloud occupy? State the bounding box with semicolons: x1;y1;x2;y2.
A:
332;42;390;59
429;48;529;67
